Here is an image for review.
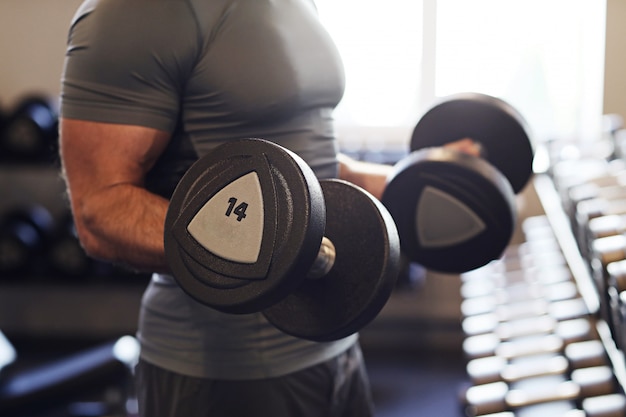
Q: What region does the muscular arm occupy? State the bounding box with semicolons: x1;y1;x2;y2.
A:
338;138;483;200
60;118;172;274
337;154;393;201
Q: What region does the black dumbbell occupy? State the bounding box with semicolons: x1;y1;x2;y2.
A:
0;95;59;164
0;204;55;279
164;139;400;342
45;212;99;281
382;93;535;273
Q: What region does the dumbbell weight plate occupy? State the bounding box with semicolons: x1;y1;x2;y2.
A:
0;205;54;278
411;92;534;194
164;139;325;314
383;147;515;272
263;179;400;342
0;95;58;162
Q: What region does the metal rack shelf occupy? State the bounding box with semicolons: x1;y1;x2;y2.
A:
533;173;626;393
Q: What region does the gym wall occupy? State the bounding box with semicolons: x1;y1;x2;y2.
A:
603;0;626;117
0;0;83;109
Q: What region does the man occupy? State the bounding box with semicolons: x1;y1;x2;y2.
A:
59;0;392;416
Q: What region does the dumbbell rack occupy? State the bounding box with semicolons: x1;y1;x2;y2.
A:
458;172;626;416
0;164;150;339
534;173;626;391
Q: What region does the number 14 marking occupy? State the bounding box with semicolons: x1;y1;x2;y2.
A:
225;197;248;222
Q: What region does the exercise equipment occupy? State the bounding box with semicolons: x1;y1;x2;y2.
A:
461;216;598;363
0;95;59;164
164;139;400;341
46;212;96;281
0;334;139;417
383;93;535;273
0;205;54;279
165;94;535;339
463;318;596;361
466;339;608;386
588;213;626;243
589;234;626;332
473;392;626;417
460;209;626;416
606;260;626;351
462;297;589;341
463;365;619;416
0;331;16;376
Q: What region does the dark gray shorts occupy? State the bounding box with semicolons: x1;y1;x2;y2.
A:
134;343;374;417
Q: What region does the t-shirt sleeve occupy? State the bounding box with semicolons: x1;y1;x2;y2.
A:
61;0;200;132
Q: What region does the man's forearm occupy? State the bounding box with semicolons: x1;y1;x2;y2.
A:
76;183;170;274
337;153;393;201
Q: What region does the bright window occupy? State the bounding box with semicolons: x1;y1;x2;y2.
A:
316;0;607;147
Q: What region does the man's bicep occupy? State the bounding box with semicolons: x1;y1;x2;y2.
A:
60;118;171;201
58;118;172;268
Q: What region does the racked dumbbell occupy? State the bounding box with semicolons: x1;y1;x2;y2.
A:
466;393;626;417
567;164;626;234
466;339;609;386
552;157;625;208
463;317;598;361
568;176;626;212
461;263;579;315
520;215;559;243
164;139;400;342
552;158;626;249
477;236;564;275
0;95;59;164
588;213;626;243
463;365;621;416
461;243;586;336
461;250;582;313
587;214;626;274
463;345;618;416
0;204;55;279
462;296;589;338
462;287;591;361
576;195;626;259
382;93;535;273
462;269;595;360
566;171;626;222
589;234;626;328
606;260;626;351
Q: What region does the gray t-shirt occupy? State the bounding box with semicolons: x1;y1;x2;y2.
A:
61;0;357;379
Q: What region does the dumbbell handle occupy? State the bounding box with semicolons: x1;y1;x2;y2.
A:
307;237;336;279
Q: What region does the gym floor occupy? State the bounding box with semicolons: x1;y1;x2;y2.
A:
365;347;468;417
